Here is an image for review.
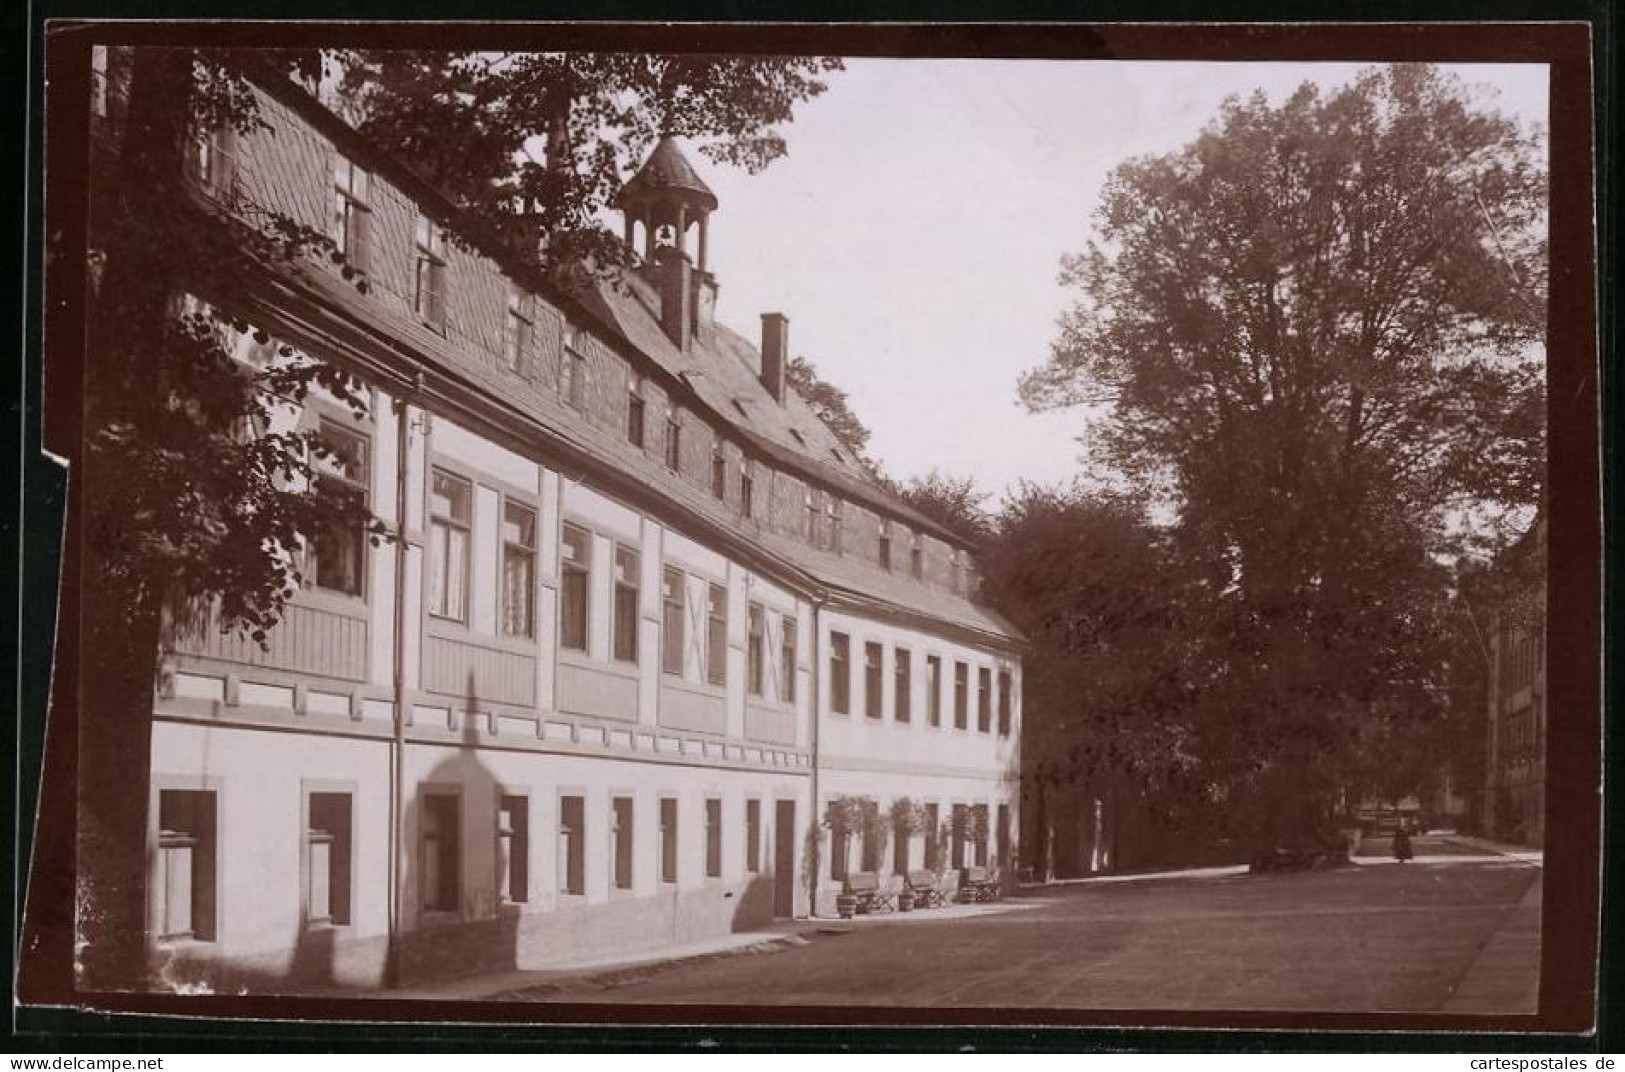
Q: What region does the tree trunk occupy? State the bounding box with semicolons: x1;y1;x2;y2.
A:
75;46;195;992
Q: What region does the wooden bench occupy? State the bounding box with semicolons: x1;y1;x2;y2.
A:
845;871;895;913
959;865;1000;903
905;870;946;909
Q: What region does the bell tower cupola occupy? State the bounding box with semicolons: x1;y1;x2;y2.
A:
616;135;719;273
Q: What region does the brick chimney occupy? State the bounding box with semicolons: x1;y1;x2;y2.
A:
760;312;789;403
656;246;693;353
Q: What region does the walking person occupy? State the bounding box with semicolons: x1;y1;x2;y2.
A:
1392;821;1414;862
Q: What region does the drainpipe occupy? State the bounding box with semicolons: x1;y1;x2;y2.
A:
806;596;825;918
385;377;420;988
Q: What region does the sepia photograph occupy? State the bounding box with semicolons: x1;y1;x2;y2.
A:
14;17;1604;1043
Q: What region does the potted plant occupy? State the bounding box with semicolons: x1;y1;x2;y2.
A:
823;796;870;918
890;797;928;910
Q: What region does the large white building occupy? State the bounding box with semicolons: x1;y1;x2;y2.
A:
93;52;1023;992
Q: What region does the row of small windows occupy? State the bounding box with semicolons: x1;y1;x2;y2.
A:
828;801;1009;881
828;632;1012;736
154;787;767;941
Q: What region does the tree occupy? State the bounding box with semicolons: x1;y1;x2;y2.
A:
979;486;1210;874
73;47;383;989
785;354;875;466
339;51;842;275
1020;65;1546;854
891;470;993;546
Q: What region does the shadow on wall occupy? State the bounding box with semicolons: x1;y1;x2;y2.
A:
393;670;521;988
729;874;775;932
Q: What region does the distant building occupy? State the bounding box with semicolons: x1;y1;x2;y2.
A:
1482;524;1546;846
89;50;1023;991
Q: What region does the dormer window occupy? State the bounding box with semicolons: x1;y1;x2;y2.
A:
711;441;727;500
560;345;587;409
627;375;646;448
191;124;237;203
664;409;682;471
878;521;892;571
504;288;534;374
330;157;372;275
413;216;448;332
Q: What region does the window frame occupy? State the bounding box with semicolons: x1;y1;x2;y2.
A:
864;641;883;720
704;797;723;879
627;374;647;448
309;418;371;600
661;566;686;676
978;666;993;733
427;467;473;623
611;544;640;664
302;786;354;928
500;498;538;639
954;661;970;731
926;655;943;727
895;647;912;723
496;792;530;906
998;669;1013;737
560;346;588;410
420;788;462;914
503;288;535;374
747;602;767;696
559;522;592;653
711;441;728;500
558;793;586;897
331;156;372;275
664;410;682;471
705;581;728;687
659;796;679;884
611;795;635;892
830;631;851;715
413;214;449;334
779;615;798;705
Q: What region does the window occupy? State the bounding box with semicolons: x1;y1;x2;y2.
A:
911;537;924;581
504;289;534;374
973;804;990;867
864;641;883;720
893;801;911;874
664;410;682;471
705;798;723;878
191;124;237;201
428;470;471;621
502;502;537;638
779;616;797;704
305;792;352;926
954;662;969;730
156;790;216;941
560;524;591;653
413;216;448;332
978;667;993;733
611;796;634;891
926;656;942;727
878;522;892;571
558;795;585;896
627;375;646;447
826;499;843;554
331;156;371;274
311;421;369;597
747;602;766;696
612;546;639;663
497;795;529;904
90;45;109;117
560;347;587;409
923;803;940;871
739;463;755;519
659;797;678;883
830;632;851;715
998;670;1013;736
951;803;968;869
804;492;819;545
711;442;727;500
895;648;912;723
421;792;460;912
745;799;762;874
706;582;727;687
661;567;685;675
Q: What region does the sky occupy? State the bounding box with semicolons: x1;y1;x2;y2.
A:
678;59;1549;503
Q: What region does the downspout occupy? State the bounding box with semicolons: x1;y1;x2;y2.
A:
385;375;420;988
806;596;825;918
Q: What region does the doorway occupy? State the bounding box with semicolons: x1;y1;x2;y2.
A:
773;799;796;917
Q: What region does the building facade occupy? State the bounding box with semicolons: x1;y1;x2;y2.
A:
1483;574;1546;846
90;52;1022;992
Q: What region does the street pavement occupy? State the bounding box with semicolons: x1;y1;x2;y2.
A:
492;837;1540;1012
